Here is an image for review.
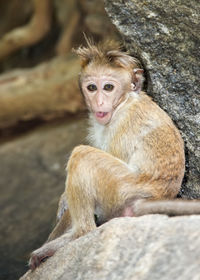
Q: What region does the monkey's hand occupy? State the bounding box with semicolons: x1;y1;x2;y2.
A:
29;231;74;270
29;243;56;271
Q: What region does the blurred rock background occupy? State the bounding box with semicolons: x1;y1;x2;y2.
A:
0;0;199;279
0;1;119;279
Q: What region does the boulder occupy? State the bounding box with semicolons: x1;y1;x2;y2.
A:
105;0;200;198
20;215;200;280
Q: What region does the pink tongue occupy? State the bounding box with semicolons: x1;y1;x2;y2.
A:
96;112;107;118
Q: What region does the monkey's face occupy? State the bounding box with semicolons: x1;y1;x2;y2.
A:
81;69;131;125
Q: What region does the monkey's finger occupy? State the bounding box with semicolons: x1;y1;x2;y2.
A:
29;248;56;270
29;255;40;271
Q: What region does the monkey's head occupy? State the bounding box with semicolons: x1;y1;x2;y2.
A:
74;40;144;125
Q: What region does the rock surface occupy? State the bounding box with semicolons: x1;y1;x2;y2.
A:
20;215;200;280
105;0;200;198
0;116;87;280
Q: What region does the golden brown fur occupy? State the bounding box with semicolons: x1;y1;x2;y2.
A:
29;41;200;271
75;39;140;70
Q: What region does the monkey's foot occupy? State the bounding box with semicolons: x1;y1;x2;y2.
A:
29;246;56;271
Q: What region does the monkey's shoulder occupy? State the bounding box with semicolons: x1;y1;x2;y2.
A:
128;91;179;129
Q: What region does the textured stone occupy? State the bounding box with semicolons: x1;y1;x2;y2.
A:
0;117;87;280
20;215;200;280
105;0;200;198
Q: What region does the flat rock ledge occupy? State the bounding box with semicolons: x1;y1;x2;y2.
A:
20;215;200;280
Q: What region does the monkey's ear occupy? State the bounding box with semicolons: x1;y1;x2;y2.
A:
132;68;144;93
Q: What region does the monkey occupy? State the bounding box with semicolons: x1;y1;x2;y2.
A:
29;40;200;270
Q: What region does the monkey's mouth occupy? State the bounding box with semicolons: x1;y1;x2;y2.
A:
95;111;109;118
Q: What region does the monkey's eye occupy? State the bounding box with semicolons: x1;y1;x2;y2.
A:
87;84;97;92
104;84;114;91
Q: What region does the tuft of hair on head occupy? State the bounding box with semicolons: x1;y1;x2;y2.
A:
73;37;141;71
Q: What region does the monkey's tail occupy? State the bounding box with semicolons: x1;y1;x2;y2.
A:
134;199;200;217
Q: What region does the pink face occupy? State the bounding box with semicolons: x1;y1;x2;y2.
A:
81;73;128;125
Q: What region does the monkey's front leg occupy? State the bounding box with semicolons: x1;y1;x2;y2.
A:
29;209;72;270
28;145;97;271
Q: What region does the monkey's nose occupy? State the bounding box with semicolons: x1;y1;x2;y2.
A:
96;94;104;106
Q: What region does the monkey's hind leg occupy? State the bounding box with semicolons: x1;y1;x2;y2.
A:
65;145;154;237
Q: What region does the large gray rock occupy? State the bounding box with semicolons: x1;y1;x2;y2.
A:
105;0;200;198
20;215;200;280
0;117;87;280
